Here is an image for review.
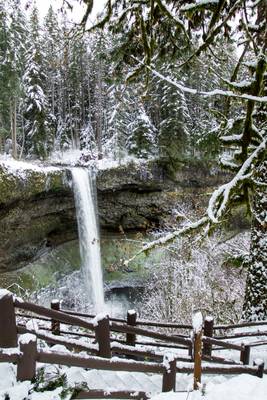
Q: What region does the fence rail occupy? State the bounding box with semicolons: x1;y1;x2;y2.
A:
0;290;266;399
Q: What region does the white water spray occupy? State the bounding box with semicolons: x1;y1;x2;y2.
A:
71;168;105;313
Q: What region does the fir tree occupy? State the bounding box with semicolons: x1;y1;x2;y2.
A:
23;6;49;158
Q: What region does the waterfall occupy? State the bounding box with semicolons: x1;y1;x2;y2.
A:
71;168;105;313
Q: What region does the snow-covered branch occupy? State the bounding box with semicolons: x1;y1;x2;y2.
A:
207;139;267;223
124;216;209;265
145;64;267;103
125;139;266;265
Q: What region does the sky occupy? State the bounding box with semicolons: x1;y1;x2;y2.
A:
21;0;106;25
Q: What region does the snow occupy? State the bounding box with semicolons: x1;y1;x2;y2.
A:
159;1;186;30
0;344;266;399
163;353;175;371
192;312;203;333
0;157;61;180
181;0;219;11
144;64;267;103
254;358;264;366
125;216;208;266
205;316;213;323
0;348;21;356
0;288;11;299
207;139;266;223
49;149;83;166
220;134;243;142
151;375;267;399
92;313;108;327
19;333;36;345
51;299;60;305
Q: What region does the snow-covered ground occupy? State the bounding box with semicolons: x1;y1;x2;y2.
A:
0;324;267;400
1;151;150;174
0;155;61;180
0;358;266;400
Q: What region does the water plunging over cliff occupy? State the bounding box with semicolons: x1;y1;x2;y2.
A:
71;168;105;313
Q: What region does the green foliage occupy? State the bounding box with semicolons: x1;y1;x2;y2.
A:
33;367;89;399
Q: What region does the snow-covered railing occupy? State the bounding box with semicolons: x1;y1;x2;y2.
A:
61;306;193;329
61;304;267;334
14;296;267;361
0;289;266;394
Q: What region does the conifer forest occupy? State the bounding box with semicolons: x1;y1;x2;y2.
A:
0;1;266;397
0;0;267;328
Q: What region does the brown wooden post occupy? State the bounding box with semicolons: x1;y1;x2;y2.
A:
95;315;111;358
254;359;264;378
51;299;60;335
192;311;203;390
188;342;193;359
17;334;37;381
193;331;202;390
240;344;250;365
0;289;17;348
126;310;137;346
162;356;176;392
203;316;214;356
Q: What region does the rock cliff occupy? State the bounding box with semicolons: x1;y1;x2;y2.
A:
0;158;229;271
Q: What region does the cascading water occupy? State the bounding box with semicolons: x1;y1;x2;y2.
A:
71;168;105;313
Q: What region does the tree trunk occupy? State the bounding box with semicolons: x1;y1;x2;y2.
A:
96;59;103;160
243;1;267;321
243;161;267;321
11;98;17;159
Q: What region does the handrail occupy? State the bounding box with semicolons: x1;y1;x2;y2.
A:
111;342;192;363
61;308;193;329
74;389;149;399
14;299;95;331
213;320;267;330
247;340;267;347
0;352;20;363
16;312;51;323
16;301;267;337
110;321;192;347
135;320;192;329
61;309;125;323
17;325;98;355
37;351;165;374
215;330;267;340
202;336;242;351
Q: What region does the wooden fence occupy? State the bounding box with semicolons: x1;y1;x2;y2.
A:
0;290;266;399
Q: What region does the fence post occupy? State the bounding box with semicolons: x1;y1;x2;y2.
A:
95;315;111;358
192;311;203;390
51;299;60;335
17;334;37;381
203;316;213;357
188;342;193;359
0;290;17;348
162;355;176;392
254;359;264;378
240;344;250;365
126;310;137;346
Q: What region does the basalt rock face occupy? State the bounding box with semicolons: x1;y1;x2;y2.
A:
0;159;229;271
0;163;75;272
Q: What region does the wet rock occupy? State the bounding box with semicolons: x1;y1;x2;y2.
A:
0;158;230;271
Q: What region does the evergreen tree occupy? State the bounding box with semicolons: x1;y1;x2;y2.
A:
23;6;49;158
0;1;11;146
8;0;28;158
0;0;27;158
43;5;62;150
81;0;267;320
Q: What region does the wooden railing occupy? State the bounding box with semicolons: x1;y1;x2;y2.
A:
0;290;266;399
